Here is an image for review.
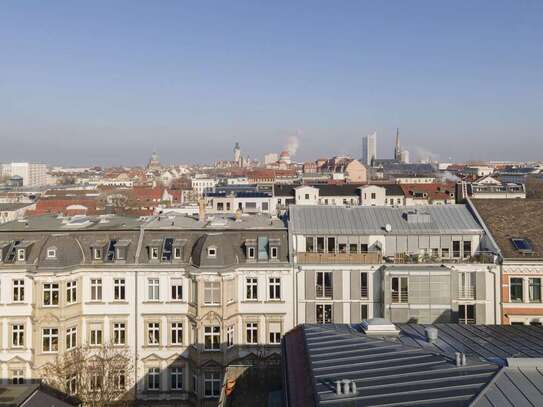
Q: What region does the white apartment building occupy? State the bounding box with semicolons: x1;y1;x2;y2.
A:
1;162;48;187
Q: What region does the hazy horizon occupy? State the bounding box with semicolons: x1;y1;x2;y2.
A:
1;1;542;166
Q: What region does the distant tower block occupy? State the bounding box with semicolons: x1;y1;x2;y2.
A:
362;132;377;166
234;142;241;166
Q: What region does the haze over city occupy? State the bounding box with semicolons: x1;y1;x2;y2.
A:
1;0;542;166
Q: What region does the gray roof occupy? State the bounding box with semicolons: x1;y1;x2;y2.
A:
0;203;33;211
289;204;483;235
283;324;499;407
471;366;543;407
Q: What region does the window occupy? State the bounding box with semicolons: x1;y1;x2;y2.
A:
338;243;347;253
171;279;183;301
90;279;102;301
327;237;336;253
529;278;541;303
42;328;59;352
316;271;333;298
13;279;24;302
360;272;368;298
147;322;160;346
463;240;472;258
269;278;281;300
207;246;217;257
441;248;450;258
148;278;160;301
270;246;278;259
43;283;59;306
47;247;56;258
316;237;325;253
66;280;77;304
11;369;24;385
226;325;234;348
246;278;258;300
247;246;255;259
305;193;310;200
453;241;461;258
17;249;25;261
114;371;126;391
349;243;358;253
193;373;198;394
510;278;524;302
90;326;103;346
113;322;126;345
246;322;258;344
361;304;368;320
269;322;281;344
391;277;408;303
171;322;183;345
459;272;476;299
66;327;77;350
371;192;376;199
174;247;182;259
93;247;102;260
204;372;221;398
316;304;332;324
66;375;77;394
150;247;159;260
459;304;475;324
147;368;160;391
204;282;221;305
90;373;103;392
114;278;126;301
171;367;184;390
306;237;314;252
361;243;368;252
12;324;24;347
204;326;220;351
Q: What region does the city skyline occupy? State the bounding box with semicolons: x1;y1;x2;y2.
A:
1;1;542;165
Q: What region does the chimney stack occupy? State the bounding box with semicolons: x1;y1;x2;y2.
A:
198;198;206;223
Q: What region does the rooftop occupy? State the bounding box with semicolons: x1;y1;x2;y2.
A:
289;204;483;235
471;199;543;259
146;212;286;230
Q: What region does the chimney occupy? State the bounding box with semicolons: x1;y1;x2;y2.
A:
425;327;438;343
198;198;206;223
235;209;242;222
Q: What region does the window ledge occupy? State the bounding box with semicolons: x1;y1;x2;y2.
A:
110;300;129;304
264;300;285;304
85;301;106;305
165;300;186;304
142;300;163;304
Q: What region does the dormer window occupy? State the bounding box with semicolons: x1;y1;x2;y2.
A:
270;247;278;259
115;247;125;260
17;249;26;262
247;247;255;259
174;247;182;259
46;247;57;259
207;247;217;258
150;247;159;260
93;248;102;260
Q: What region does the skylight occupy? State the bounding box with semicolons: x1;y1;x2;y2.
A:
511;238;534;254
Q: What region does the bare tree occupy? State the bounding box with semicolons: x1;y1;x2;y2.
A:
43;343;134;407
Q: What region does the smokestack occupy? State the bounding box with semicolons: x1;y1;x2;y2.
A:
198;198;206;223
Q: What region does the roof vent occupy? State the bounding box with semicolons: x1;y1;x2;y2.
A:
455;352;467;367
425;327;438;343
384;224;392;233
335;379;358;397
361;318;400;336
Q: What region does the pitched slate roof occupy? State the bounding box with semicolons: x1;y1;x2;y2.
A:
289;204;483;235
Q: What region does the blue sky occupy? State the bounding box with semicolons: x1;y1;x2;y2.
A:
1;1;542;166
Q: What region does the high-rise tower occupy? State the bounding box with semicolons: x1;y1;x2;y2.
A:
362;133;377;166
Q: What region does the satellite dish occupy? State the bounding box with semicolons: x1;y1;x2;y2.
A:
385;224;392;233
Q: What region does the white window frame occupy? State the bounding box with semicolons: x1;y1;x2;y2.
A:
171;322;183;345
147;322;160;346
147;367;160;391
113;322;126;345
203;371;221;398
269;277;281;300
204;281;220;305
66;326;77;350
13;279;24;302
150;247;159;260
269;322;281;344
93;248;102;260
226;325;234;348
42;328;59;353
17;249;25;261
247;246;255;259
114;278;126;301
246;322;258;344
12;324;24;348
170;367;184;390
90;278;102;301
270;246;278;259
90;325;103;346
43;283;59;306
245;277;258;300
173;247;182;259
204;325;221;351
171;278;183;301
207;246;217;258
148;278;160;301
66;280;77;304
46;247;57;259
11;369;24;385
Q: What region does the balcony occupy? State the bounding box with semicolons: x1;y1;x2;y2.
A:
391;289;408;303
459;287;476;299
360;287;368;298
297;251;382;265
316;284;333;298
385;251;496;265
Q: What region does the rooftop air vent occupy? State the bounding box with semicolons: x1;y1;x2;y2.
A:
334;379;358;397
425;327;438;343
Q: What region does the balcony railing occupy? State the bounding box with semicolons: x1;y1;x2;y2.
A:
316;284;333;298
360;287;368;298
391;290;408;303
459;287;476;299
297;251;382;265
385;251;496;265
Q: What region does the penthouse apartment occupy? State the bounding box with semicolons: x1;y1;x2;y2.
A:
0;211;292;407
289;205;499;325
